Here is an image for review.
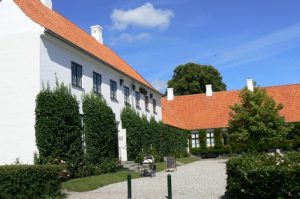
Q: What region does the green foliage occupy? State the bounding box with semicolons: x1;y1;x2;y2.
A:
82;94;118;165
226;152;300;199
199;130;207;150
35;83;83;178
288;122;300;149
214;129;223;149
167;62;226;95
0;165;63;199
121;107;189;160
228;87;293;152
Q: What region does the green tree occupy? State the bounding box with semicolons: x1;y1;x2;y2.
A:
35;83;83;177
167;63;226;95
228;87;293;151
82;94;118;165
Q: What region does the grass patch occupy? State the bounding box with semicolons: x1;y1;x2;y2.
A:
177;156;200;164
63;170;139;192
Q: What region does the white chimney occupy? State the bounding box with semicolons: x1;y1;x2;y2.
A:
247;79;254;91
91;25;103;44
167;88;174;101
41;0;52;9
206;84;213;96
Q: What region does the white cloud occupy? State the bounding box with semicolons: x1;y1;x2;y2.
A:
151;79;168;93
111;3;174;30
110;33;150;45
213;23;300;69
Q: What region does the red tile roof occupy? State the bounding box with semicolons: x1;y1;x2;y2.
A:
162;84;300;130
14;0;155;92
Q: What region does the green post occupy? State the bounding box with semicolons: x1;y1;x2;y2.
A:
127;174;132;199
168;174;172;199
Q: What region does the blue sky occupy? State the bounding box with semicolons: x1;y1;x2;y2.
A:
53;0;300;92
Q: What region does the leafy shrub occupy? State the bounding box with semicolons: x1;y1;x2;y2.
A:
35;83;83;178
121;107;189;160
228;87;293;152
94;159;120;175
226;152;300;199
0;165;63;199
82;94;118;165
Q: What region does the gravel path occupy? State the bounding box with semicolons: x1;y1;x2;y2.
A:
67;159;227;199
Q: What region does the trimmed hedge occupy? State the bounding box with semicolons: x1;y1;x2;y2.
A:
121;107;189;160
226;152;300;199
82;94;118;165
0;165;63;199
35;83;83;178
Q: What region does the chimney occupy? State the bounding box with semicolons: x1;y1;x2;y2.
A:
41;0;52;9
91;25;103;44
206;84;213;96
247;79;254;91
167;88;174;101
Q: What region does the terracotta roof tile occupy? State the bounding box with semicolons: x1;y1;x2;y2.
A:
162;84;300;130
14;0;155;91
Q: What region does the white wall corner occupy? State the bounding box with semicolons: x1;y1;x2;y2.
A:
206;84;213;96
247;79;254;91
167;88;174;101
91;25;103;44
41;0;52;10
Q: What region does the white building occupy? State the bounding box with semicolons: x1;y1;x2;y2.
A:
0;0;162;164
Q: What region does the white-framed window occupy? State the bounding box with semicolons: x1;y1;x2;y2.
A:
191;131;200;148
145;95;149;111
124;86;130;105
206;129;215;147
93;72;101;94
71;62;82;87
152;99;157;114
135;91;140;108
110;80;117;100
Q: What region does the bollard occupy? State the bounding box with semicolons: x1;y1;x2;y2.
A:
167;174;172;199
127;174;132;199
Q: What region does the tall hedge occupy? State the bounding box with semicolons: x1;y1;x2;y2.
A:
82;94;118;165
121;107;188;160
35;83;83;177
0;165;62;199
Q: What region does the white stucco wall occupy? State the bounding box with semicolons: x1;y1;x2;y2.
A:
40;33;162;161
40;34;162;123
0;0;43;164
0;0;162;164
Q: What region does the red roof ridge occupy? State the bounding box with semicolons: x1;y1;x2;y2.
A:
163;83;300;99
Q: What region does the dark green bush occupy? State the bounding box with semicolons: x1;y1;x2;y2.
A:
0;165;63;199
226;152;300;199
35;83;83;178
82;94;118;165
121;107;189;160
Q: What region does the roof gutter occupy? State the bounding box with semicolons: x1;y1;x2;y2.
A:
44;29;163;96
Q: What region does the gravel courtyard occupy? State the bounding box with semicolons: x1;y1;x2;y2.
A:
67;159;227;199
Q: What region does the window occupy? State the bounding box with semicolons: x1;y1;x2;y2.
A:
191;131;199;148
145;95;149;111
71;62;82;87
124;86;130;105
93;72;101;94
110;80;117;100
153;99;157;113
206;129;215;147
135;91;140;108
